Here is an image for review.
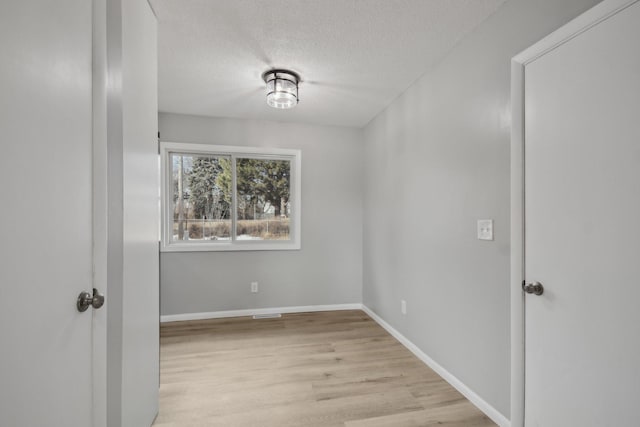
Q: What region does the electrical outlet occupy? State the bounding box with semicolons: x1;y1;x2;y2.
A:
251;282;258;293
401;300;407;315
477;219;494;241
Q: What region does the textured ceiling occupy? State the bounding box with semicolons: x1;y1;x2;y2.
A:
152;0;507;128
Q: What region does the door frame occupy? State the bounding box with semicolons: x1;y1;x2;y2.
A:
509;0;639;425
92;0;108;426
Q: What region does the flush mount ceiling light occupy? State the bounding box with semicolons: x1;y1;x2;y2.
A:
262;69;300;109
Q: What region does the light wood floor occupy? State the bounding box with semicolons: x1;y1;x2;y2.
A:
153;310;496;427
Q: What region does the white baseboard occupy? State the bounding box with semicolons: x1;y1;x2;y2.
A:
361;305;510;427
160;303;363;323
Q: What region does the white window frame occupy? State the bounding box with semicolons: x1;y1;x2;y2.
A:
160;142;301;252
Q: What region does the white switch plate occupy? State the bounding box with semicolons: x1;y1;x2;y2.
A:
477;219;494;241
401;300;407;315
251;281;258;293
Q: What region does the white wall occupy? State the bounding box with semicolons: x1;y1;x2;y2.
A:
121;0;159;426
159;113;363;316
362;0;600;418
103;1;159;426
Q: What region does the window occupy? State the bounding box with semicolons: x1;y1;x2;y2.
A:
160;142;301;251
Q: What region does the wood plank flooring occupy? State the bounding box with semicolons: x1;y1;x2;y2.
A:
153;310;496;427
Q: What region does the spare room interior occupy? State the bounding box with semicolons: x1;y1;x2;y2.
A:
1;0;639;426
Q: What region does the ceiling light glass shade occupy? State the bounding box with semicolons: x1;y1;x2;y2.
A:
263;69;299;109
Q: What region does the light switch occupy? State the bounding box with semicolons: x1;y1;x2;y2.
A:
477;219;494;241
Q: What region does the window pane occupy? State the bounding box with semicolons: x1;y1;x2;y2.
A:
170;153;231;241
235;158;291;240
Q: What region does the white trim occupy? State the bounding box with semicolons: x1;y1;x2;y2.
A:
160;141;301;157
510;57;526;427
509;1;638;426
513;0;637;66
159;141;302;252
92;0;108;426
160;303;363;323
159;240;301;252
361;306;510;427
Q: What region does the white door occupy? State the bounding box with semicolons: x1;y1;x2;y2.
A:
0;1;96;426
523;1;640;425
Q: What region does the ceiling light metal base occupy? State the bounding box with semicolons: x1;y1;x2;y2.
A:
262;69;300;109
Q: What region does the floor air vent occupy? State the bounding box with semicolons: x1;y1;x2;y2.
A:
252;313;282;319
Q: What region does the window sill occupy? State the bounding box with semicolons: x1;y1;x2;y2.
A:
160;241;301;252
